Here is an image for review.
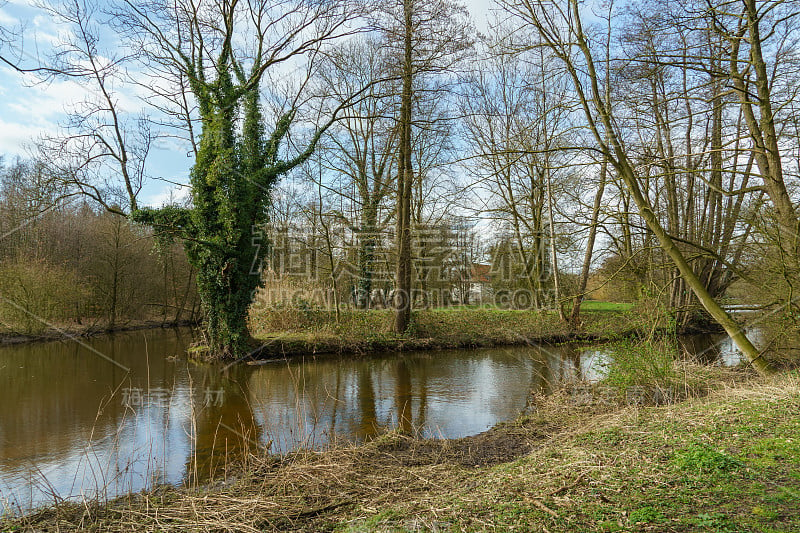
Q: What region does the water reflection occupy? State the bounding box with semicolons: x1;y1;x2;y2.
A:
577;350;613;382
679;328;762;367
244;346;564;451
0;327;751;511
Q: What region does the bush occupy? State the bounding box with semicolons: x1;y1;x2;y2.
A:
601;338;708;404
0;257;89;333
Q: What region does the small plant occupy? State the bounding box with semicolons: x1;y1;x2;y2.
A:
628;506;665;524
671;443;746;476
690;512;733;530
601;338;683;404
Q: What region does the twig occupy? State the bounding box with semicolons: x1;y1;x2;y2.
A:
289;499;353;519
530;498;558;518
548;473;586;496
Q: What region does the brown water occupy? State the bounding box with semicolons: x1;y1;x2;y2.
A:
0;327;748;512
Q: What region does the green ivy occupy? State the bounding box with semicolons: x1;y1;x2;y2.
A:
130;46;323;359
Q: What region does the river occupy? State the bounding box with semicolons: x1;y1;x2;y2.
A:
0;326;750;512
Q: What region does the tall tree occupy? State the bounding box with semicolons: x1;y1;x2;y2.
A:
379;0;472;334
719;0;800;307
461;31;572;312
317;37;397;309
123;0;361;358
36;0;362;358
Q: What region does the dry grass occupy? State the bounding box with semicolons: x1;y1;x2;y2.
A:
246;306;640;358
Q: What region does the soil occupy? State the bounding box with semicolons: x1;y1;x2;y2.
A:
363;421;560;468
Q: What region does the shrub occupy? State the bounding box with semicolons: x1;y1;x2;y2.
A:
601;338;709;404
0;257;89;334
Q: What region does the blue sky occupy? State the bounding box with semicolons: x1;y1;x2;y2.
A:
0;0;199;205
0;0;492;206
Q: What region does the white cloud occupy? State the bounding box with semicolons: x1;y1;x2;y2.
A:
141;182;191;207
0;118;48;157
0;7;19;28
463;0;492;31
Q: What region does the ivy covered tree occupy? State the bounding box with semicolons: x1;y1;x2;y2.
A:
133;66;288;358
120;0;361;358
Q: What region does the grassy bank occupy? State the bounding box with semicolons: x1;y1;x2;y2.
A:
5;367;798;532
0;302;635;352
247;304;639;358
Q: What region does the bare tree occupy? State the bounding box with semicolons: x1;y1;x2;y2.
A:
317;37;397;309
500;0;772;374
378;0;472;333
461;30;571;312
33;0;148;215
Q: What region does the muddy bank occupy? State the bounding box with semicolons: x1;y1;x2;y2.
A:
0;319;199;346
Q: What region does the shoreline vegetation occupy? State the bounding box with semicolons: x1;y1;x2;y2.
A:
2;301;643;354
3;367;797;532
244;303;641;360
0;304;640;356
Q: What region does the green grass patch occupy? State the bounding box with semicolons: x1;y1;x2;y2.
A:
671;442;747;476
580;300;634;312
628;506;666;525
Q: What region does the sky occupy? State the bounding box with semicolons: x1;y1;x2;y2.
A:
0;0;493;206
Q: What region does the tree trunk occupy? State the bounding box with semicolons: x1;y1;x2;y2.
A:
545;160;565;320
195;251;256;359
356;203;378;309
394;0;414;334
570;157;606;325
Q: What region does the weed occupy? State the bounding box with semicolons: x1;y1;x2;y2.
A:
671;443;746;476
341;509;405;532
690;511;735;530
628;505;665;524
601;338;681;403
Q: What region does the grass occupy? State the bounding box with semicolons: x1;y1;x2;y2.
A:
0;318;199;344
4;367;798;532
579;300;635;312
335;371;800;533
246;303;639;357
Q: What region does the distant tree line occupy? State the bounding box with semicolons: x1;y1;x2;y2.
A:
0;158;199;334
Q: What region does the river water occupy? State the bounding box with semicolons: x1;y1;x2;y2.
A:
0;326;750;512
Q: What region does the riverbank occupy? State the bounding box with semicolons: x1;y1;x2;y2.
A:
246;305;641;359
4;367;797;532
0;319;199;346
0;304;637;352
